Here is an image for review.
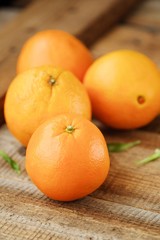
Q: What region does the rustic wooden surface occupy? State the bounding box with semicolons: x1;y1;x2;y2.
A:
0;8;19;30
0;126;160;240
0;0;160;239
127;0;160;31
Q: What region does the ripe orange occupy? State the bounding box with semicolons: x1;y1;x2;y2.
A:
26;114;110;201
4;66;91;146
17;30;93;81
84;50;160;129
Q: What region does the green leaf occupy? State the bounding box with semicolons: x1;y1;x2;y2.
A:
136;148;160;166
107;140;141;152
0;150;20;174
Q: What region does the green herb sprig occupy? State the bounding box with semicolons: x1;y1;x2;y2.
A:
107;140;141;153
136;148;160;166
0;150;20;174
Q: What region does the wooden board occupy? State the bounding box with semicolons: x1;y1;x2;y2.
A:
0;8;19;30
0;125;160;240
127;0;160;31
0;0;140;101
0;0;160;239
91;25;160;66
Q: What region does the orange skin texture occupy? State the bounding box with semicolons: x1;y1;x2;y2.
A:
4;66;91;146
26;114;110;201
17;30;93;81
84;50;160;129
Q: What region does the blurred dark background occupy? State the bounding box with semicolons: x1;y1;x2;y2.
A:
0;0;31;7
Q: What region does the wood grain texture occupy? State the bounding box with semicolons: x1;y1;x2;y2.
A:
0;8;19;30
91;25;160;66
0;125;160;239
127;0;160;31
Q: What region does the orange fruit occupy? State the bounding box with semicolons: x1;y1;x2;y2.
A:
26;114;110;201
17;30;93;81
4;66;91;146
84;50;160;129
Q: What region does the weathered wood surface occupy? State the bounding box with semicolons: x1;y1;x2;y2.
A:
0;0;160;239
92;25;160;66
0;8;19;30
127;0;160;31
0;125;160;240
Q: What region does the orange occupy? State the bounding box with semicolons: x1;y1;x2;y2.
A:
84;50;160;129
26;114;110;201
4;66;91;146
17;30;93;81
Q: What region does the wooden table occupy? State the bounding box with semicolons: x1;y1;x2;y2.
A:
0;0;160;239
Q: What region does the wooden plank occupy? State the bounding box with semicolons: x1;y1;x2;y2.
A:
126;0;160;31
0;0;141;124
0;181;160;240
0;125;160;239
91;25;160;66
0;8;19;30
